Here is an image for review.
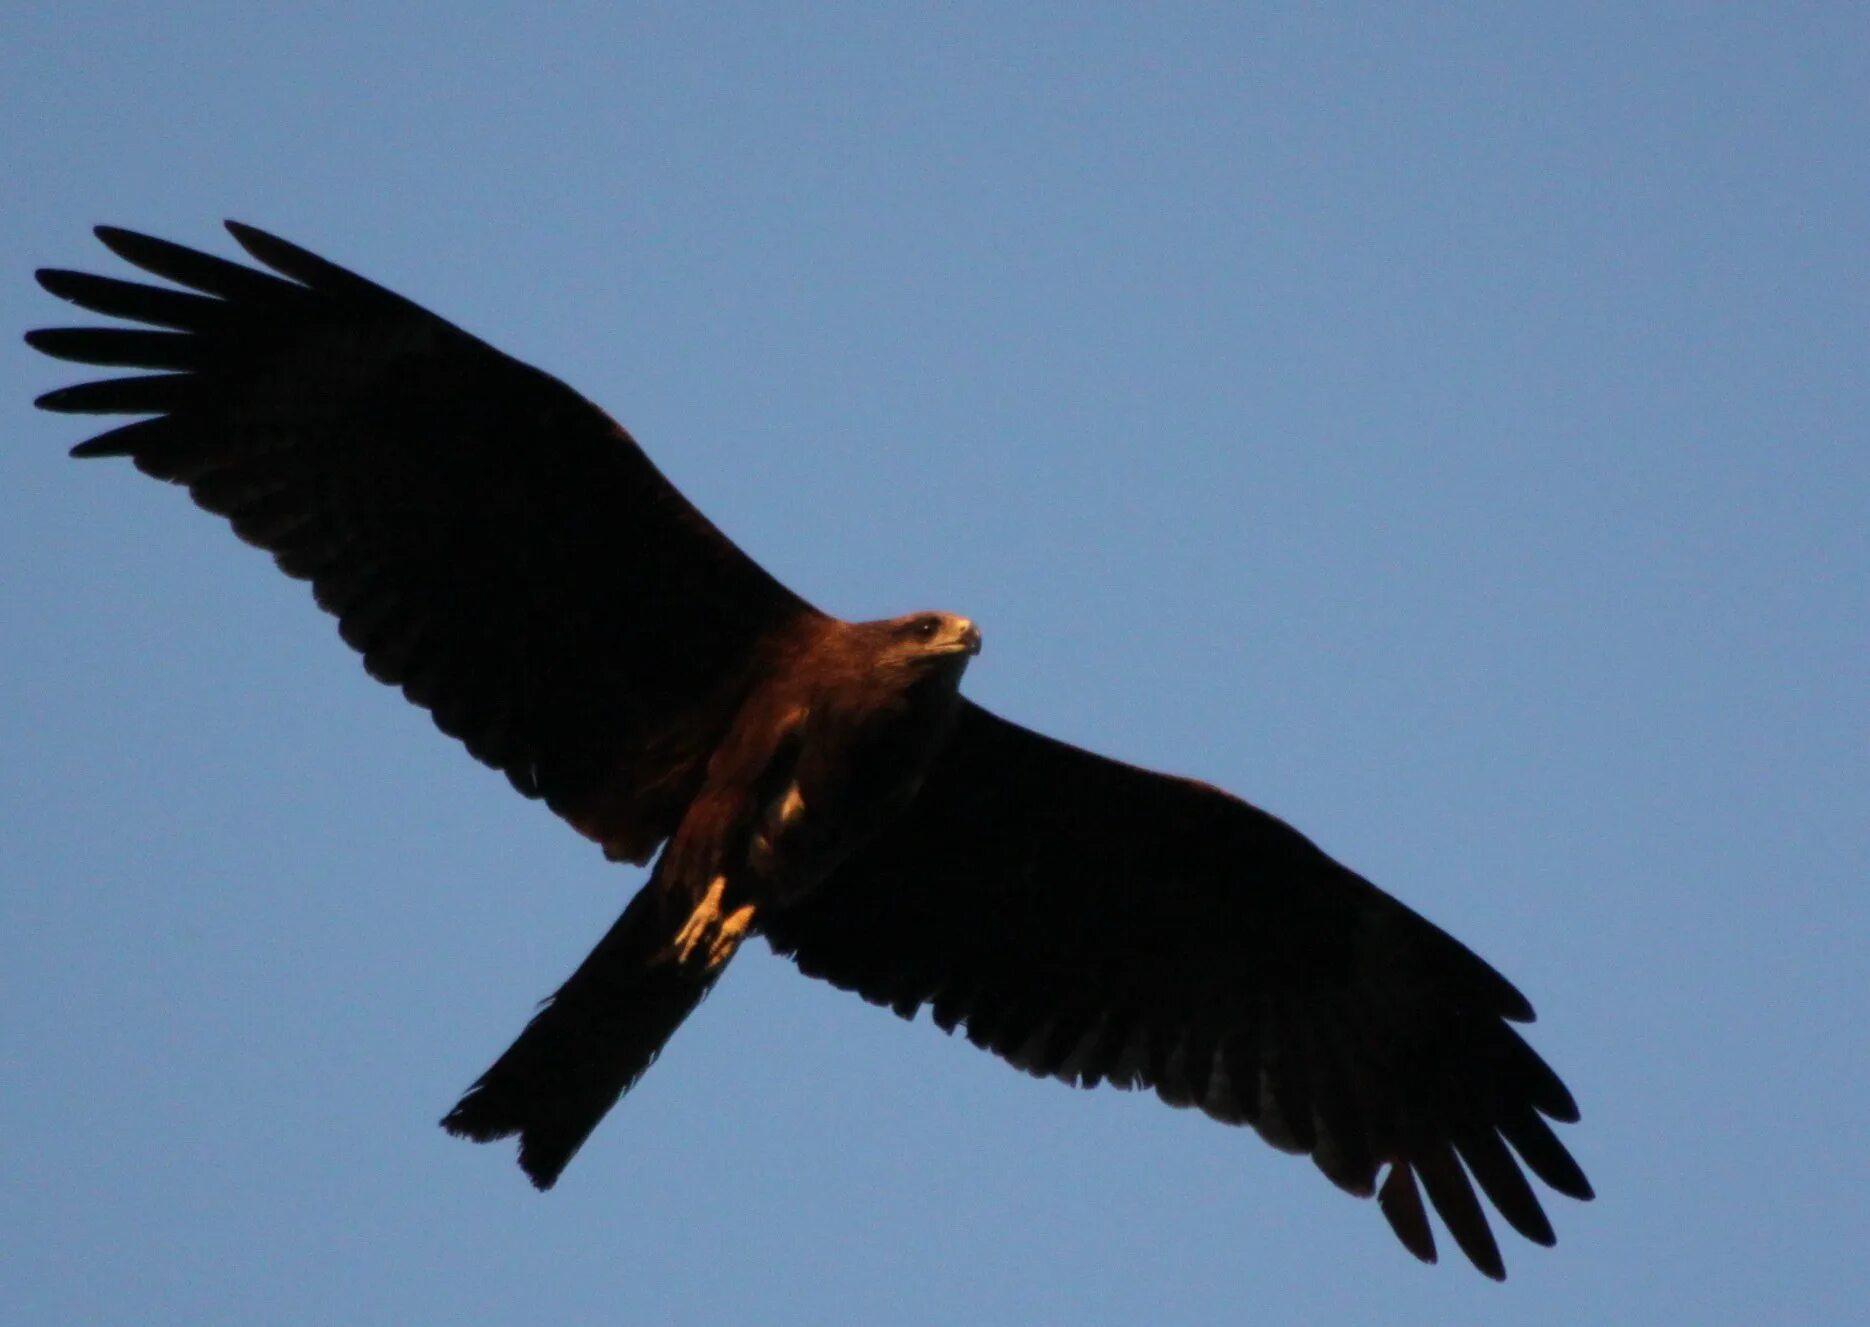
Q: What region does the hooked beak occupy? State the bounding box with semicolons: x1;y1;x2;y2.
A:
957;621;983;656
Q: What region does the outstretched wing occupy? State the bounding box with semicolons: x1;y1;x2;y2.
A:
31;224;821;861
765;702;1592;1279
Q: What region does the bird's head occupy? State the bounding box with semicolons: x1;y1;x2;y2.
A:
871;611;983;674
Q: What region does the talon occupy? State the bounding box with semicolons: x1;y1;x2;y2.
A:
707;904;758;968
668;877;757;969
671;876;729;963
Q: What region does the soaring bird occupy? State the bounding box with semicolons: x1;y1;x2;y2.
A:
29;223;1592;1279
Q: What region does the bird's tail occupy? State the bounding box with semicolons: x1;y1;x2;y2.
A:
441;871;757;1189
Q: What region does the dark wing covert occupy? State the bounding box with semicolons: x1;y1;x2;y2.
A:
31;224;821;861
766;702;1593;1278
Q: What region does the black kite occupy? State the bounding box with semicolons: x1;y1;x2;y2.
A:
30;224;1592;1278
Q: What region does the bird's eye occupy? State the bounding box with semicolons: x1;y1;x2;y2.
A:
916;617;941;639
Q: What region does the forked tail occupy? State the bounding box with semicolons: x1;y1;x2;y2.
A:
441;873;757;1188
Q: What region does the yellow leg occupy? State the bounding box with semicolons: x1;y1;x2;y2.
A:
669;875;758;971
706;903;757;969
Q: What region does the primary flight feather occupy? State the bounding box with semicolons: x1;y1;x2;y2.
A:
30;223;1591;1279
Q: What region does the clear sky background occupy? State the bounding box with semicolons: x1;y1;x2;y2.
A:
4;5;1865;1324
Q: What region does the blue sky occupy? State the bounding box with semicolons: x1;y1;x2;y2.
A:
4;5;1865;1323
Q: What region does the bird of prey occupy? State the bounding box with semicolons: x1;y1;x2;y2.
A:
30;223;1591;1279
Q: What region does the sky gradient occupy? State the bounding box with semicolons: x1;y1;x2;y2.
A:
5;5;1866;1324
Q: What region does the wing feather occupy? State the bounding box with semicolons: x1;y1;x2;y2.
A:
766;701;1589;1278
31;223;822;859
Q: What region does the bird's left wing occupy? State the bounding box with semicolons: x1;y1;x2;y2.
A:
31;224;823;863
764;701;1591;1278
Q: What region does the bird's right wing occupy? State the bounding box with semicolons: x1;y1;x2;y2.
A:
766;701;1592;1278
31;224;823;862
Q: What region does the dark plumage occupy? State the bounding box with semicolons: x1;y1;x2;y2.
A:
31;223;1591;1278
